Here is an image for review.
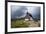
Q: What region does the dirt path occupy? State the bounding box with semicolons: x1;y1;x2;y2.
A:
25;20;40;27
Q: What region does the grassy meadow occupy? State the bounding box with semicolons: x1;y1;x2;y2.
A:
11;18;40;28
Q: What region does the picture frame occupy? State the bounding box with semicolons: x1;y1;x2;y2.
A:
5;1;45;34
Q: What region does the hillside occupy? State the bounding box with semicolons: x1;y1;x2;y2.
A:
11;19;40;28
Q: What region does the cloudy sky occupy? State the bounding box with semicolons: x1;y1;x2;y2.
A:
11;5;40;19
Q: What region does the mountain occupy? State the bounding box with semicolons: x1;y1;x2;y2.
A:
11;6;40;20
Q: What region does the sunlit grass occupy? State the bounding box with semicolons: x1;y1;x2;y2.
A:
11;19;30;28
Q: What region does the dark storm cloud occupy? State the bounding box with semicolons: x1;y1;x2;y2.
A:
31;7;40;19
11;6;27;19
11;5;40;19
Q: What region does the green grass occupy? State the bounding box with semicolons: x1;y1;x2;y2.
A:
11;19;40;28
11;19;30;28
